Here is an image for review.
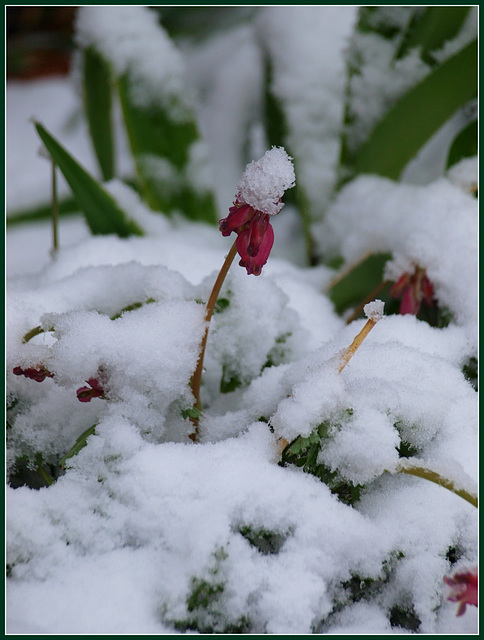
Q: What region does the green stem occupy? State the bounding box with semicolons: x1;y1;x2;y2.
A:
22;325;54;343
388;464;478;508
51;160;59;254
189;240;238;441
37;464;53;487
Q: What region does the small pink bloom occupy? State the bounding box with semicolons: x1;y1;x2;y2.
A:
444;566;478;616
13;365;53;383
218;147;295;276
389;266;435;315
76;378;105;403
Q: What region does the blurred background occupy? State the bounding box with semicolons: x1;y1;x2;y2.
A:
7;6;77;80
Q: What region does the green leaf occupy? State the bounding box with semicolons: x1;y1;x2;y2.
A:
82;46;115;181
446;117;477;169
7;196;79;226
220;364;242;394
181;406;203;421
395;6;471;64
59;425;96;468
34;121;144;237
117;73;217;223
214;297;230;314
329;252;392;315
348;39;477;181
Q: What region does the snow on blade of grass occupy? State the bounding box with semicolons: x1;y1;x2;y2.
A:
75;6;191;114
257;6;356;216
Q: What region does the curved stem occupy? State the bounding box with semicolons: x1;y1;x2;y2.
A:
389;465;478;508
189;240;238;441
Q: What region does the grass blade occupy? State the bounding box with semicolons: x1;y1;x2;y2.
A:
349;39;477;181
34;121;144;237
83;46;115;181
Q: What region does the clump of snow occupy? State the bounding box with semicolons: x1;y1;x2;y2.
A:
364;299;385;320
256;7;357;217
446;155;477;194
75;6;192;116
236;146;295;215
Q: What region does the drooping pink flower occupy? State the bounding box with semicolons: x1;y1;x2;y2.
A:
389;266;435;315
219;147;295;276
444;566;478;616
76;378;105;402
13;365;53;383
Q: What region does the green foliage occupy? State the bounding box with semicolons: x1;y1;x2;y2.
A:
328;253;392;315
347;39;477;182
238;525;288;555
340;6;477;187
8;453;55;489
220;364;243;394
117;73;217;222
110;298;156;321
462;356;478;391
181;406;202;421
59;425;97;469
446;116;477;170
6;196;79;227
82;46;115;181
214;297;230;314
157;6;258;42
280;412;363;506
389;605;421;632
170;546;250;634
34;122;144;237
394;6;471;64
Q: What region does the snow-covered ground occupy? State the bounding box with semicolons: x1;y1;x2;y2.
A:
6;6;477;634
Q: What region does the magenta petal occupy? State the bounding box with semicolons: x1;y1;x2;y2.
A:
244;220;274;276
399;286;420;315
219;204;253;237
246;212;269;257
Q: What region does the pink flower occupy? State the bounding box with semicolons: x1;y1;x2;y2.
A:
13;365;53;383
444;566;478;616
219;147;295;276
389;266;435;315
220;200;275;276
76;378;105;402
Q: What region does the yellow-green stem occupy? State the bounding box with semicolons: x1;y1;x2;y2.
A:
338;315;380;373
392;465;478;508
51;160;59;254
189;240;238;441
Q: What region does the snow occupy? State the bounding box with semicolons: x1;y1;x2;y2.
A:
75;6;192;114
6;6;477;636
256;7;357;217
235;146;295;215
364;299;385;320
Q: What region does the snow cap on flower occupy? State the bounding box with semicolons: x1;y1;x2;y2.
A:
235;146;295;216
364;299;385;321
